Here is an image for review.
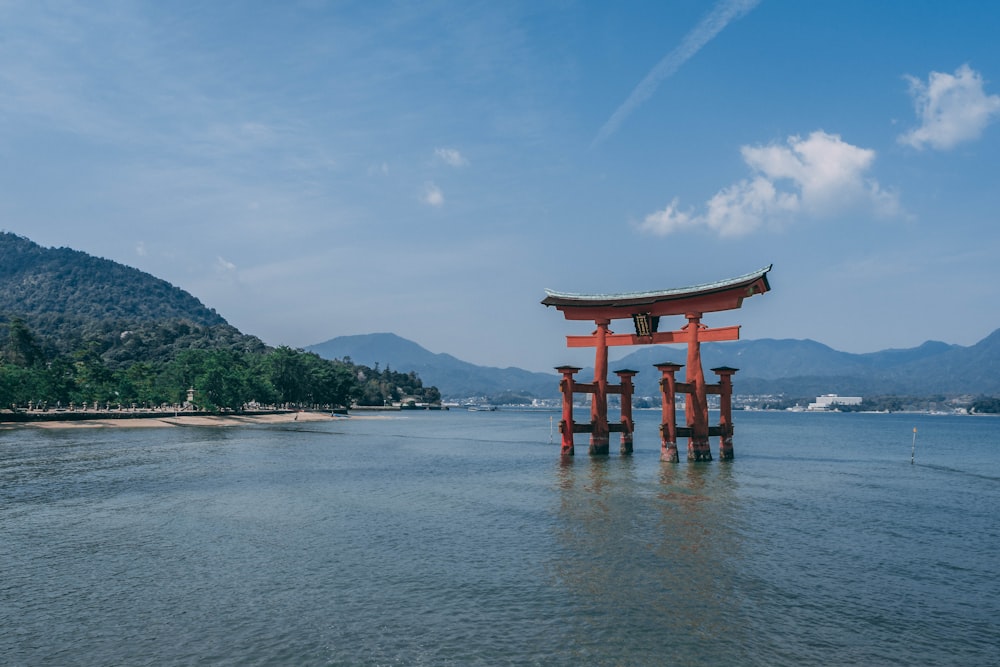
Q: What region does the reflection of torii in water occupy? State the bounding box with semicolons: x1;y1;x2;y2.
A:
542;265;772;461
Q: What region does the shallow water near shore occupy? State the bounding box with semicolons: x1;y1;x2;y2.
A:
2;410;998;666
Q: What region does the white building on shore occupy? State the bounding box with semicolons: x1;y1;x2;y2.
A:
807;394;862;411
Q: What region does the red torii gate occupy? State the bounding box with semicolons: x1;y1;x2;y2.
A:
542;265;771;461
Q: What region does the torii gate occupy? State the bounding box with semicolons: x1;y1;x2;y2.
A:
542;265;771;461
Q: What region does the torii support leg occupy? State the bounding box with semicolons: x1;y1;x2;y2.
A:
713;367;737;460
685;313;712;462
556;366;581;456
656;363;682;463
616;370;637;455
589;320;611;456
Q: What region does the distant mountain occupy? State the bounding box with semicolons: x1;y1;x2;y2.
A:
574;332;1000;397
306;333;557;399
308;330;1000;399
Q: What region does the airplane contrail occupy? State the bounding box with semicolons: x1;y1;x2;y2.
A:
591;0;761;148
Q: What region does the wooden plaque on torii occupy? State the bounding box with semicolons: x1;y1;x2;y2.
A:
542;265;772;461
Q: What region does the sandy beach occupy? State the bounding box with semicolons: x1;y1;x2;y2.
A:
0;410;344;430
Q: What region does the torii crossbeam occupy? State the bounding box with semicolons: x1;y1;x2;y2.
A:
542;265;772;461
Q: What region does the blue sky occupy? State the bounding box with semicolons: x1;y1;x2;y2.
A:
3;1;1000;372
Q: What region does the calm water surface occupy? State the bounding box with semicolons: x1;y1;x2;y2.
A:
2;410;998;666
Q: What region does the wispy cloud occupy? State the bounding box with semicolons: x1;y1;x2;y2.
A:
898;64;1000;150
591;0;760;148
434;147;468;167
639;131;900;237
216;256;237;272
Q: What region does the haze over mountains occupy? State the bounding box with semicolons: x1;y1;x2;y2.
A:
308;331;1000;400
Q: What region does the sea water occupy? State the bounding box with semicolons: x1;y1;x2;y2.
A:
1;410;998;666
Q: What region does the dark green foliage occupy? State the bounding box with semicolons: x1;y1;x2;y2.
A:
353;364;440;406
488;390;536;406
260;346;356;408
0;328;358;411
4;317;43;367
970;396;1000;413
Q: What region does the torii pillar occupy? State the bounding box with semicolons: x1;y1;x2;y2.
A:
712;366;738;460
655;362;682;463
589;320;611;455
615;369;638;454
684;313;712;461
556;365;581;456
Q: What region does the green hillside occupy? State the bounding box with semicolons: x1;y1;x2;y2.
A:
0;231;259;363
1;232;226;324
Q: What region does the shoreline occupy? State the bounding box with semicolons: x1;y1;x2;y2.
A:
0;410;345;430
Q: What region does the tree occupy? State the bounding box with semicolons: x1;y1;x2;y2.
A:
117;362;162;406
265;346;308;405
72;343;115;404
194;350;251;411
4;318;44;367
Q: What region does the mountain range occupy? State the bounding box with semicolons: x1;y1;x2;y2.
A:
308;330;1000;400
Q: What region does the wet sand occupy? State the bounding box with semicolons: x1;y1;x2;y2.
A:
0;411;345;430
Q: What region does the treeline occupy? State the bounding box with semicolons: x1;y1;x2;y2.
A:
738;394;996;413
350;361;441;407
837;395;970;413
0;318;440;411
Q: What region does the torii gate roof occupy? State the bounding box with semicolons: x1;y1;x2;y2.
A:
542;265;772;321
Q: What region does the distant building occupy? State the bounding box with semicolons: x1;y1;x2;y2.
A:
807;394;862;411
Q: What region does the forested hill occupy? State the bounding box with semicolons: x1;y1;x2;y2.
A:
0;232;225;327
0;231;264;366
0;233;439;411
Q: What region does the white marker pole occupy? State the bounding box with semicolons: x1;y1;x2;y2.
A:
911;427;917;464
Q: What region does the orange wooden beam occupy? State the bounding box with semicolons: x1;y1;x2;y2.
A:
565;324;740;348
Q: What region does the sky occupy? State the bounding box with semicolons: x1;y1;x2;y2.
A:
2;0;1000;373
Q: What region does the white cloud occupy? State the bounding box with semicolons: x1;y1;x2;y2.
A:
638;197;696;236
703;176;797;237
434;147;468;167
136;241;147;256
423;182;444;207
641;131;899;237
743;131;876;215
898;64;1000;150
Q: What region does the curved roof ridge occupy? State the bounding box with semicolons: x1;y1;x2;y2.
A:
543;265;772;302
